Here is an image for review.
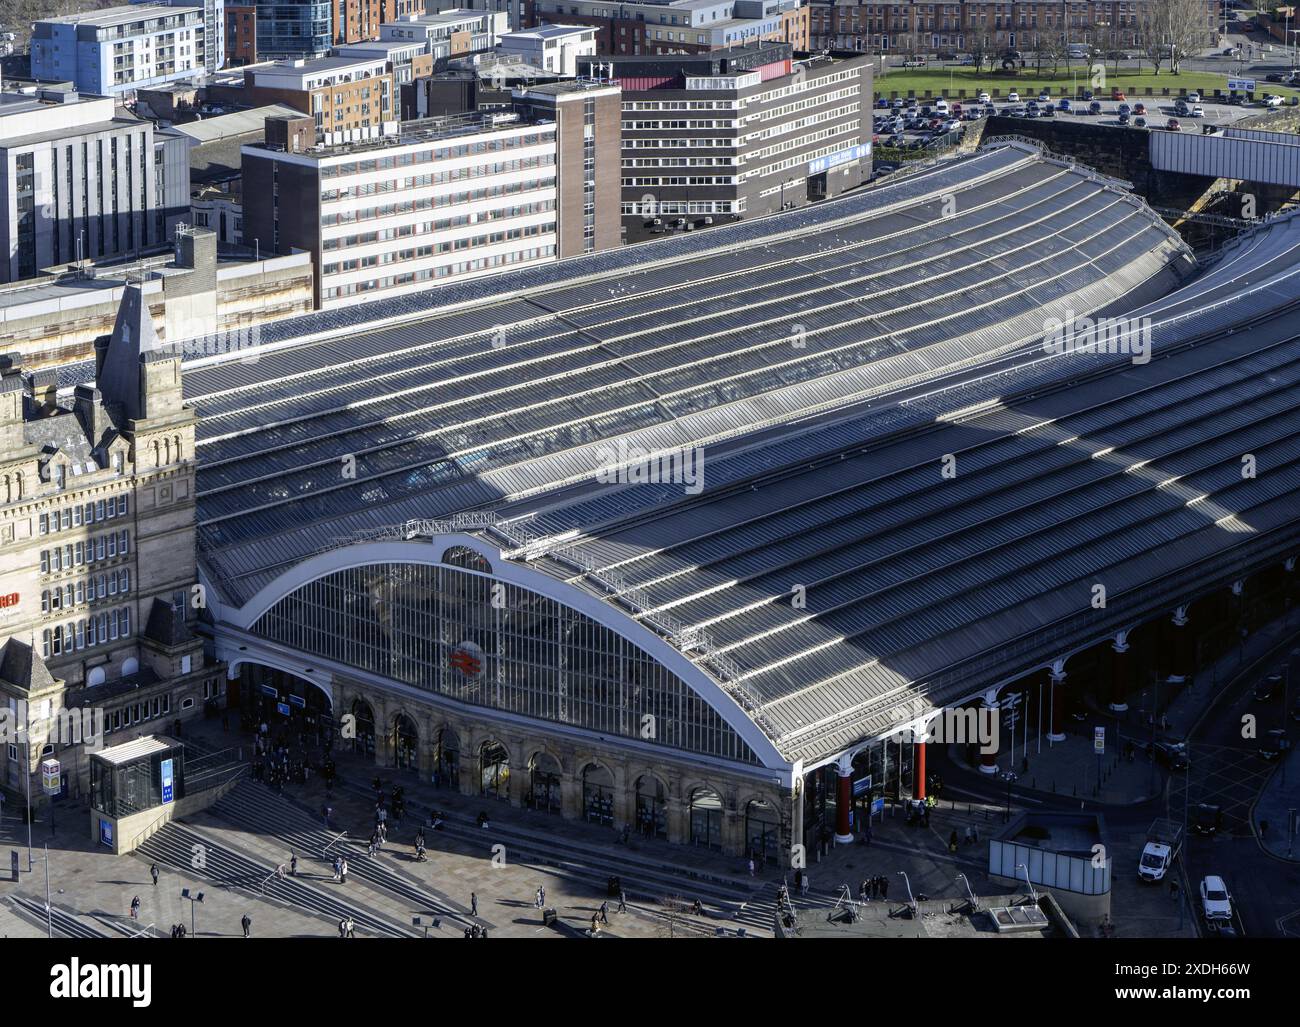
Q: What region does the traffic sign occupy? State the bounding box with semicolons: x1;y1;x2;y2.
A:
1094;726;1105;754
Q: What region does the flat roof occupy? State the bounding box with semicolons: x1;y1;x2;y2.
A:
504;24;597;39
169;104;302;144
94;734;181;766
37;4;196;28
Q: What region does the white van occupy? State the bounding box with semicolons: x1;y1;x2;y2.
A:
1067;44;1089;58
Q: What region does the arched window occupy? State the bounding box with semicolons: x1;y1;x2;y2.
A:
744;798;780;863
351;699;376;758
121;657;139;676
433;725;459;787
393;713;418;770
689;788;723;850
86;666;106;687
529;752;562;814
635;775;667;839
480;740;510;800
582;763;615;826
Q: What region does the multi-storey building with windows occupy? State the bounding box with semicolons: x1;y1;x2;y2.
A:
0;89;189;285
256;0;334;60
30;3;212;96
806;1;1216;54
528;0;810;56
379;9;510;59
580;42;870;243
240;55;398;142
242;104;605;307
0;287;223;802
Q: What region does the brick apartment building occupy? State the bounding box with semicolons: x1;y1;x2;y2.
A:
807;1;1217;54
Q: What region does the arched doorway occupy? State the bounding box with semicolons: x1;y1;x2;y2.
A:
582;763;615;825
351;699;376;759
479;740;510;801
635;775;667;839
529;752;562;814
745;798;780;862
690;788;723;850
393;713;418;771
433;726;459;788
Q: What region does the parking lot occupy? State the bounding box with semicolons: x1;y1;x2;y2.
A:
875;89;1289;145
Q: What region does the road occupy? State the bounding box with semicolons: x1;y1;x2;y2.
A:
931;634;1300;937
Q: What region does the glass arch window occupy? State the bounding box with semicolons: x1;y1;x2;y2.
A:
253;562;758;765
443;546;493;574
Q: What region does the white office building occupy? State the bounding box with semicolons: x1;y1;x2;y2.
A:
498;25;597;77
241;111;559;308
30;3;217;97
379;10;509;61
0;90;189;284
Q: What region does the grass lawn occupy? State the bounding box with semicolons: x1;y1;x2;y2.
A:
876;66;1300;101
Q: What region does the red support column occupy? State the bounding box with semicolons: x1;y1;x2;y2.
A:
914;739;927;800
834;760;853;843
1048;669;1067;742
1109;637;1131;713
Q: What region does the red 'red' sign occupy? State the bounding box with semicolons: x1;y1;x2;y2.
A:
0;593;18;609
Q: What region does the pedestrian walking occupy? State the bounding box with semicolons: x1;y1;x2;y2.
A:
590;913;600;935
747;857;755;877
290;852;298;876
800;874;810;897
881;876;889;900
617;889;627;913
129;895;140;919
241;913;252;938
150;863;159;887
599;901;609;924
338;918;347;938
332;856;342;881
471;892;478;917
340;858;349;884
948;829;959;853
535;886;545;909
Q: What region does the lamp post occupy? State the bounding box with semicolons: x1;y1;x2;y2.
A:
1016;862;1038;901
897;871;917;916
180;888;204;937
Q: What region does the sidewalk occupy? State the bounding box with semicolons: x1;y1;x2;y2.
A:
1254;744;1300;861
948;611;1300;806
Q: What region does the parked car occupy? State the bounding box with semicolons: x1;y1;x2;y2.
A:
1255;674;1281;702
1266;72;1288;83
1191;105;1205;117
1088;100;1103;115
1111;88;1126;100
933;98;949;113
1133;102;1146;115
1057;97;1072;111
876;97;891;108
1117;112;1130;125
1118;103;1131;115
1263;94;1284;107
1200;876;1233;924
1007;90;1020;102
1134;116;1147;127
902;58;927;67
1153;741;1189;770
1259;728;1291;761
1167;117;1181;130
1187;91;1201;103
1039;104;1055;117
891;97;905;108
1038;90;1052;102
1081;89;1095;101
977;91;991;103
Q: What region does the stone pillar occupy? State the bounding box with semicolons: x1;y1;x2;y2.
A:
913;739;926;801
560;773;582;820
834;754;854;843
1169;607;1190;683
790;777;805;868
666;796;687;846
724;804;744;857
980;691;999;773
1048;665;1067;742
1109;635;1131;712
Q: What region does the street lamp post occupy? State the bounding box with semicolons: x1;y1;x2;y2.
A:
1015;862;1038;901
180;888;204;937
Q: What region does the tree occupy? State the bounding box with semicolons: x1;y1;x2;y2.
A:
1137;0;1211;75
968;33;991;73
1042;34;1067;77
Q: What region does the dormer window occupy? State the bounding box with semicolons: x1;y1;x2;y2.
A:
52;464;65;489
113;451;124;474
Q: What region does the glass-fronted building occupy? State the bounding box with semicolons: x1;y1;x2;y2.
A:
256;0;332;59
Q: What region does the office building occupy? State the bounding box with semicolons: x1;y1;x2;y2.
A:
499;24;598;75
0;89;189;284
30;3;212;96
580;43;871;243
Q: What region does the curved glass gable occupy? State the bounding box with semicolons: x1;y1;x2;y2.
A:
252;562;759;765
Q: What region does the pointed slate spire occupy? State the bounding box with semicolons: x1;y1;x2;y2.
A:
98;282;162;421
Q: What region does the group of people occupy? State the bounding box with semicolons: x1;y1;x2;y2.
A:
168;923;188;938
858;875;891;902
332;856;350;884
337;916;356;937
